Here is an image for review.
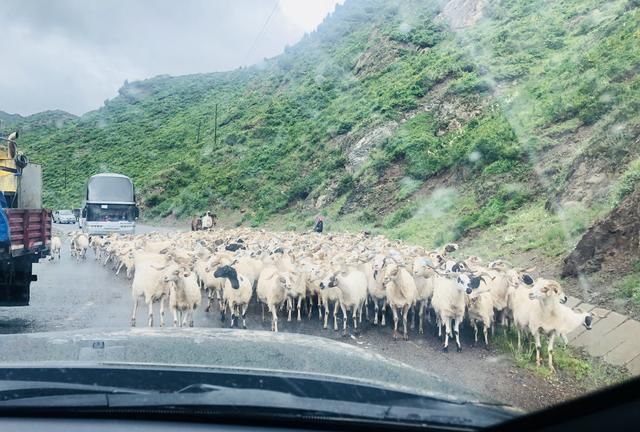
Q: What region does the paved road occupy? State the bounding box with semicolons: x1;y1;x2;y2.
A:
0;222;588;411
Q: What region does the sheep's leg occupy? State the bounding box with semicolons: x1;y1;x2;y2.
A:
220;300;226;323
307;296;314;320
410;305;416;331
443;318;451;352
437;316;442;339
147;299;154;327
402;305;409;340
183;310;190;327
351;306;357;331
483;323;490;349
373;301;379;326
230;304;237;328
365;296;370;321
172;307;179;327
241;304;248;329
392;307;399;340
548;332;556;372
534;331;542;367
159;297;165;327
217;289;224;311
287;297;293;322
323;302;329;329
333;301;340;331
131;297;138;327
454;317;462;352
271;305;278;332
115;261;124;276
188;308;195;327
205;289;213;313
417;301;424;335
341;304;348;335
358;301;363;324
297;297;303;322
381;300;387;326
472;320;478;347
318;297;324;321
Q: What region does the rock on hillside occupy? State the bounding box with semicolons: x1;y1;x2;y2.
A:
562;187;640;277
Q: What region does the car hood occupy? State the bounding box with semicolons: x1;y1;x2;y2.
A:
0;328;503;407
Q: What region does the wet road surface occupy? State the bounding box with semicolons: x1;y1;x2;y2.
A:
0;222;586;411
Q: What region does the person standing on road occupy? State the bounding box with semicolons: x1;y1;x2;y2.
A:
201;211;213;230
313;215;324;233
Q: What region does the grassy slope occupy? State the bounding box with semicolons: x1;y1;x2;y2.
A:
1;0;639;272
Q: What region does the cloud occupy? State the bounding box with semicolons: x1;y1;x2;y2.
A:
0;0;342;116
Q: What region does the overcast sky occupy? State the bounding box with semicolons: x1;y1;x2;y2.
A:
0;0;344;116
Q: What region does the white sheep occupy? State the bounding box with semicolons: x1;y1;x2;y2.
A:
431;272;479;351
381;261;417;340
48;236;62;261
130;252;171;327
368;254;388;326
521;279;592;371
213;264;253;328
411;257;438;334
458;273;493;348
256;265;295;332
163;265;201;327
74;234;89;261
319;267;368;335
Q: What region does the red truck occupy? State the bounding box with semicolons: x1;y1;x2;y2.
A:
1;132;51;306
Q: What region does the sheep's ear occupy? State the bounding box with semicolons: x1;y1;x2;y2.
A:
540;286;549;293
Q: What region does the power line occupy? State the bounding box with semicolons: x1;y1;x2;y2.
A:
243;0;279;65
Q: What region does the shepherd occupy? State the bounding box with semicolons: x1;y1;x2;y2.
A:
313;214;324;233
191;215;202;231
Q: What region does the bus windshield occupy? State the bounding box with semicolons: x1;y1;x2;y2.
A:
87;176;134;202
86;203;135;222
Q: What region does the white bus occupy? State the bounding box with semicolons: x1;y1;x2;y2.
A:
79;173;138;235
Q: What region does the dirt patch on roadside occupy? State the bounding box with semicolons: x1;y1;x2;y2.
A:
562;187;640;278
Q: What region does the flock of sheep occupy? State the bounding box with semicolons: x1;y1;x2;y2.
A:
52;228;593;372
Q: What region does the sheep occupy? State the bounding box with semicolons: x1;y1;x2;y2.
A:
319;267;368;335
519;279;592;371
73;234;89;261
115;250;135;278
130;252;172;327
431;271;483;352
458;273;493;348
368;254;388;326
163;265;201;327
381;261;418;340
214;265;253;328
256;265;295;332
48;236;62;261
411;257;437;334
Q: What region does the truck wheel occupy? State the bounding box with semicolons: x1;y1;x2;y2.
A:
0;256;32;306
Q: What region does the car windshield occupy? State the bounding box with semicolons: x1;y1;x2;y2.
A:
0;0;638;427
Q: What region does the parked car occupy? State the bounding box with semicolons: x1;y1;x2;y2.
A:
53;209;76;224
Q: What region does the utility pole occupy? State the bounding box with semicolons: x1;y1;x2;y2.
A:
213;104;218;147
195;119;202;145
64;167;67;189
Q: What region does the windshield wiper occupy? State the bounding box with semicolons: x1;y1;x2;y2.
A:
0;380;508;429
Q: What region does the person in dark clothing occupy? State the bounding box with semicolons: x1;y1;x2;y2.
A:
313;215;324;233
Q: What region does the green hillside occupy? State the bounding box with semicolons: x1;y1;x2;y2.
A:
2;0;639;264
